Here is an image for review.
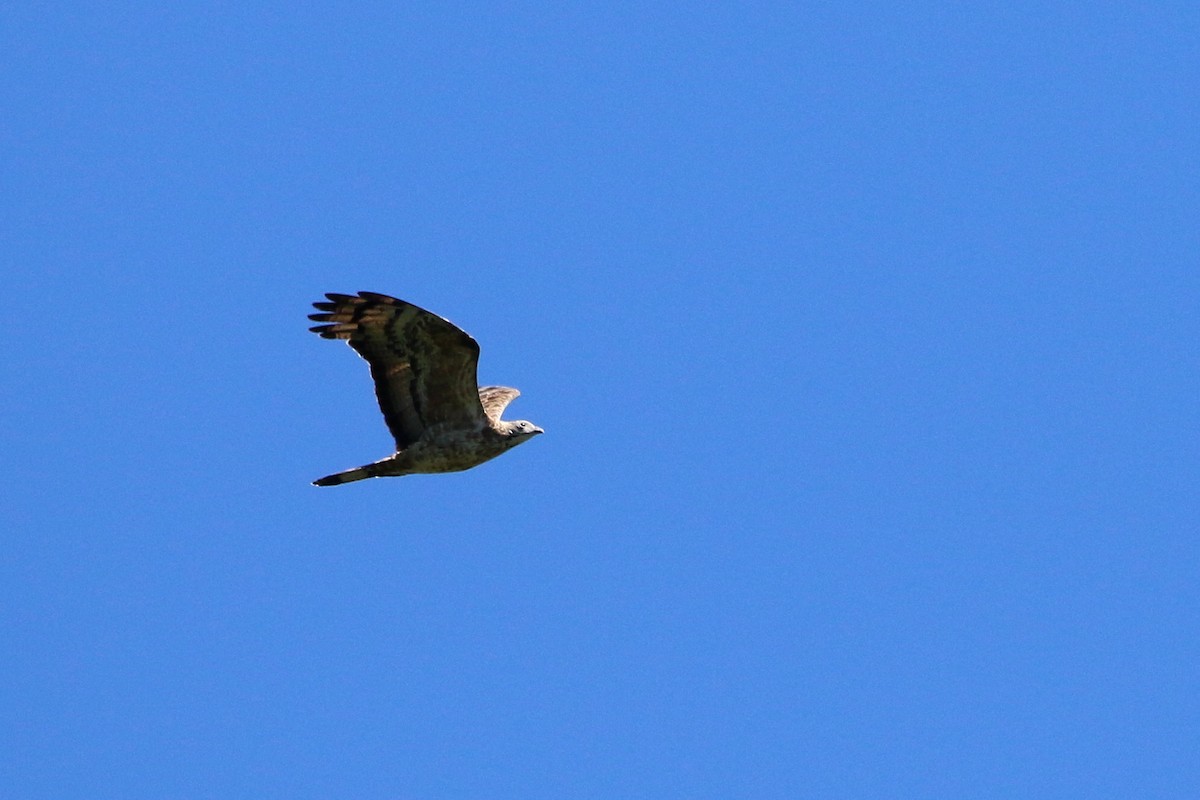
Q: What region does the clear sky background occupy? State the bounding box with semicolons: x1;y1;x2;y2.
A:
2;3;1197;798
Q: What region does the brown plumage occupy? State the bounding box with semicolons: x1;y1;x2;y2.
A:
308;291;542;486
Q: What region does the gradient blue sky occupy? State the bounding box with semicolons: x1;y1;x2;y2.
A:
3;3;1197;798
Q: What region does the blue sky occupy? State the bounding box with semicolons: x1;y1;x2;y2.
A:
2;2;1197;797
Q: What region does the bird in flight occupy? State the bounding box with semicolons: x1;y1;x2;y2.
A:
308;291;543;486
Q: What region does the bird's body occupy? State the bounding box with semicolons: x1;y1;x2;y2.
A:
308;291;542;486
313;420;529;486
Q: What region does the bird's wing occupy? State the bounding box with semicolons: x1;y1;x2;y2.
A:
477;386;521;426
309;291;486;449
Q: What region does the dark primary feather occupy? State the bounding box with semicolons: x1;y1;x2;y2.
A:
308;291;486;449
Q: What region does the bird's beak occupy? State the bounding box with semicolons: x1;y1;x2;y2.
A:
533;426;545;435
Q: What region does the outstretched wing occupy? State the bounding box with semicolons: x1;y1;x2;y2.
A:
477;386;520;425
309;291;486;449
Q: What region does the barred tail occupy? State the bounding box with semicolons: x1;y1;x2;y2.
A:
312;458;398;487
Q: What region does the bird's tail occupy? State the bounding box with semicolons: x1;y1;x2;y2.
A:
312;458;398;487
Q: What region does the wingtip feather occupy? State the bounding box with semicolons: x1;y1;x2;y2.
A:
308;324;354;338
358;291;401;304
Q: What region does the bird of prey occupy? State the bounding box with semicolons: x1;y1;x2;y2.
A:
307;291;543;486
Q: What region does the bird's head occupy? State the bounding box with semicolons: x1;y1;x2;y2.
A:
505;420;544;440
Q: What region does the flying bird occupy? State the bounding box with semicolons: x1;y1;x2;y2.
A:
308;291;543;486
